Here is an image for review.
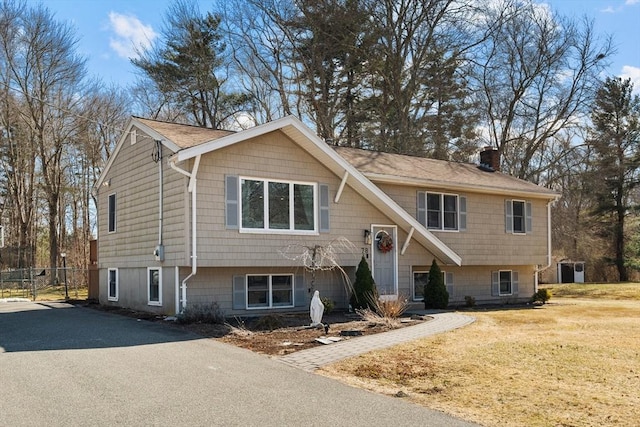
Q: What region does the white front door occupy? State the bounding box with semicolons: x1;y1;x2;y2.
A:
371;225;397;297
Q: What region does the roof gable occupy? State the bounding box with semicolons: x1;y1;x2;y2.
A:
95;117;234;189
169;115;463;265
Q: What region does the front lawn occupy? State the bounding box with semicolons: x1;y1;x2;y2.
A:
320;283;640;427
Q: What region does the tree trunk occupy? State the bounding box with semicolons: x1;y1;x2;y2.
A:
615;206;628;282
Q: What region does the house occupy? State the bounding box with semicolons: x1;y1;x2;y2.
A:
95;115;559;315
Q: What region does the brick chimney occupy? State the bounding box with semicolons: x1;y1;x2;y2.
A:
479;146;500;172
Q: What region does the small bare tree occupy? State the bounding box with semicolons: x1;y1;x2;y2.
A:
278;237;357;296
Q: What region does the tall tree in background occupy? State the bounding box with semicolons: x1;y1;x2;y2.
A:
1;1;121;273
132;0;251;128
0;0;34;268
225;0;480;156
1;1;86;274
282;0;373;146
65;84;130;270
587;77;640;282
223;0;300;124
473;0;611;182
363;0;479;156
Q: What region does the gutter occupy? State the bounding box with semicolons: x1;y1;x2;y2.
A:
169;154;201;313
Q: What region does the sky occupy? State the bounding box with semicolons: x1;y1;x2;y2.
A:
36;0;640;92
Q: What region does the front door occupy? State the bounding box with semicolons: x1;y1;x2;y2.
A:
372;225;397;297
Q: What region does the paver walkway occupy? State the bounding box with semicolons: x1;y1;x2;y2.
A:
279;311;475;371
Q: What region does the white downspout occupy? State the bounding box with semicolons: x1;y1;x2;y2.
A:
169;155;201;313
534;200;554;292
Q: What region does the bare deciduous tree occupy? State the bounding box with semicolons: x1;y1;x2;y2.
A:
1;1;86;274
472;0;612;182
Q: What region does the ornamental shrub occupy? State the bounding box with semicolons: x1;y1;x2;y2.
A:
532;288;552;304
177;302;225;324
350;256;377;310
321;297;335;314
424;260;449;309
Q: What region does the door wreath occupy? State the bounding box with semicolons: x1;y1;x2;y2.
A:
376;230;393;253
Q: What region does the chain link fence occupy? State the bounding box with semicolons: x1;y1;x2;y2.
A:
0;267;89;300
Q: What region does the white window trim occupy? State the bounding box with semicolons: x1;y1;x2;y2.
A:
107;268;118;301
499;270;513;296
511;199;526;235
412;270;449;302
147;267;162;306
245;274;295;310
426;192;460;232
107;193;117;233
239;176;319;235
412;270;429;302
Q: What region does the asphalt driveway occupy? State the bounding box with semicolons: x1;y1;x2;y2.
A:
0;301;479;426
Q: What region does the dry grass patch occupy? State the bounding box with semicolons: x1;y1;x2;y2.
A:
320;284;640;427
543;282;640;300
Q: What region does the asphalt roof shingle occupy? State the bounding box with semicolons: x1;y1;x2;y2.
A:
334;146;558;198
133;117;557;199
134;117;235;149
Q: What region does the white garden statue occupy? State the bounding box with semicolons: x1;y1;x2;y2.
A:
309;290;324;327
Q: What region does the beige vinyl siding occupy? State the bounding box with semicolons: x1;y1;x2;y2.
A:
193;130;391;269
184;267;355;315
97;120;545;314
97;128;188;269
408;264;536;305
98;267;174;314
378;183;550;266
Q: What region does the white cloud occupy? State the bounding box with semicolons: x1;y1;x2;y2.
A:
621;65;640;94
601;0;638;13
107;12;157;60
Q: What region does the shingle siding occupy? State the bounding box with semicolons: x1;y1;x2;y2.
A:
97;117;554;314
377;183;549;266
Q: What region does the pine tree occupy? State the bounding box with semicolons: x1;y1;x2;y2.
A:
424;259;449;309
588;77;640;281
350;256;376;310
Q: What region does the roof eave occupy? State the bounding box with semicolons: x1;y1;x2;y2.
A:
366;173;560;200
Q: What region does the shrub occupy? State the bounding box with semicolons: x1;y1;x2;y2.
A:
254;314;284;331
464;295;476;308
177;302;225;324
356;308;400;328
350;256;377;310
321;297;335;314
368;294;409;319
532;288;552;304
424;260;449;309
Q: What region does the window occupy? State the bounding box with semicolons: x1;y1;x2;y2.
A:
147;267;162;306
492;270;519;296
412;270;453;301
418;192;465;231
108;193;116;233
240;177;316;232
505;200;532;234
246;274;293;309
413;271;429;301
107;268;118;301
